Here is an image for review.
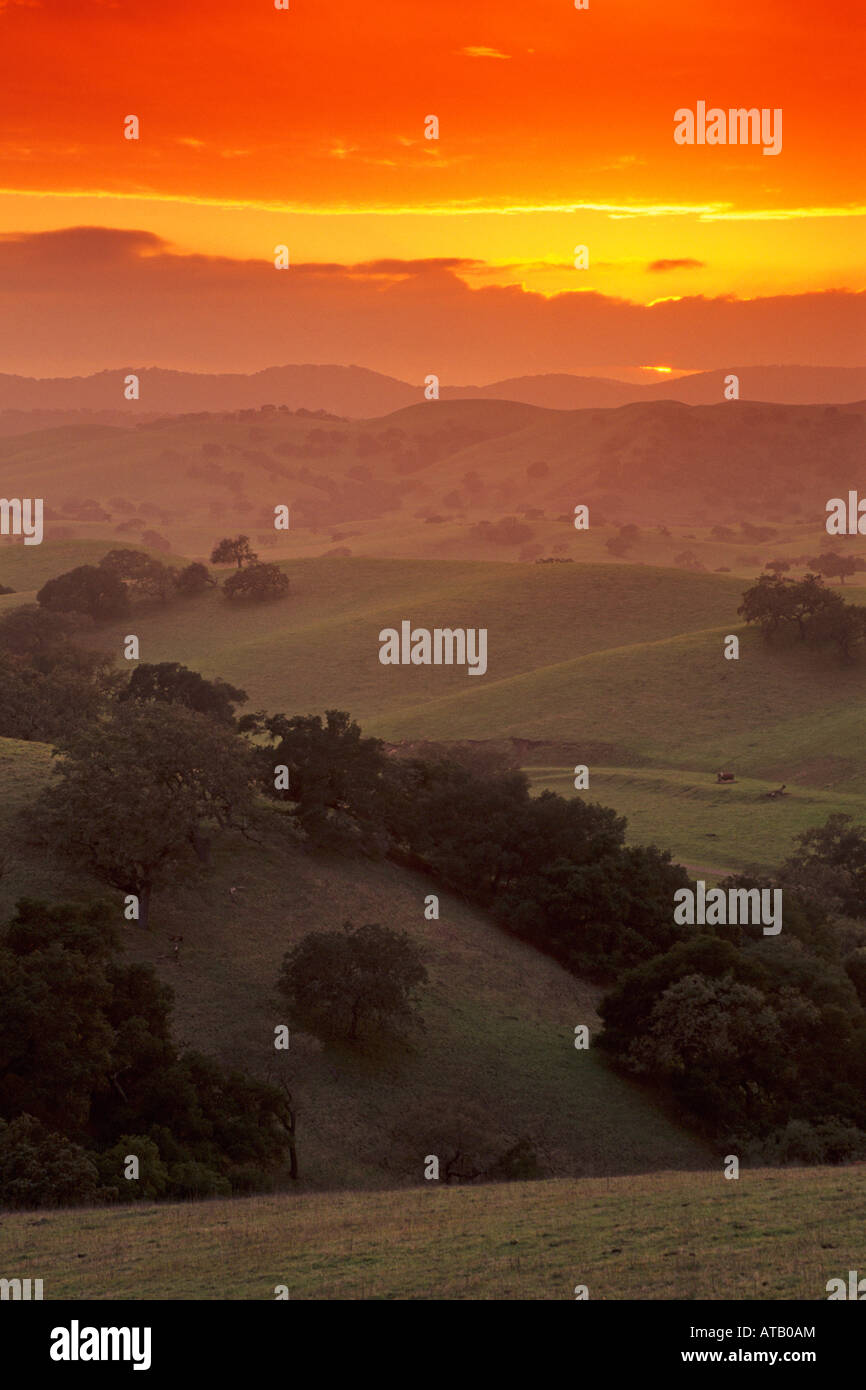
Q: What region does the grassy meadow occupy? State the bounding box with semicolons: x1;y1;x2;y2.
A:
526;767;866;878
2;543;863;881
2;1164;863;1300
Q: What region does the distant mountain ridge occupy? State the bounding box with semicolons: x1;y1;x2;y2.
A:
0;363;863;421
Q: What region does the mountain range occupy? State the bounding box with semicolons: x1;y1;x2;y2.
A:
0;363;863;427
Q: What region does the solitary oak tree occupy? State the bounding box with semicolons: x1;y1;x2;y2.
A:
278;922;427;1045
210;535;259;569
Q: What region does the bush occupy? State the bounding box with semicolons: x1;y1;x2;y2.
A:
0;1115;107;1209
166;1161;232;1200
745;1118;866;1166
0;899;290;1207
95;1136;169;1201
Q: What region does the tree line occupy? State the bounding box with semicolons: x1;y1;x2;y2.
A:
34;537;288;623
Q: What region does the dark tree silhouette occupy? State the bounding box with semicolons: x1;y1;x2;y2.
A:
223;562;288;601
210;535;259;569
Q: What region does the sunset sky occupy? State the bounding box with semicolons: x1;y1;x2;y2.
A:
0;0;862;379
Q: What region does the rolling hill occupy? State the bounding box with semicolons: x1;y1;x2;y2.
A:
0;398;863;564
3;552;862;790
2;548;863;875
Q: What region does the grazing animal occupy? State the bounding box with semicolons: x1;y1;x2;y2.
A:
716;770;736;783
763;784;787;800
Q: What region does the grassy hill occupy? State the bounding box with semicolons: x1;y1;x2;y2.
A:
1;400;863;1292
75;559;745;722
2;547;863;880
2;1164;863;1299
0;538;131;593
0;735;711;1192
3;552;850;793
527;767;866;878
376;623;866;787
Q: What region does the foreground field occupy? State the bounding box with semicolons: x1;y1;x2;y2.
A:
2;1165;863;1300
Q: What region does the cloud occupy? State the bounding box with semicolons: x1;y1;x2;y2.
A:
349;257;480;276
647;258;706;272
3;186;865;226
460;46;510;59
0;227;861;379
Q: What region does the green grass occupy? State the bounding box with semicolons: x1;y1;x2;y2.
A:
17;546;857;773
527;766;866;876
2;1164;863;1299
0;736;710;1192
61;557;745;722
0;538;185;604
2;551;848;792
373;622;866;792
0;539;136;595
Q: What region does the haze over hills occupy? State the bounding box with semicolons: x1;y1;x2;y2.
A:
0;363;864;422
1;398;862;553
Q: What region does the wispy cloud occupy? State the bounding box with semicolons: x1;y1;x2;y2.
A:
1;186;864;227
647;258;705;272
701;205;866;222
460;46;510;59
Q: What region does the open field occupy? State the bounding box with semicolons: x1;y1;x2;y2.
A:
2;1164;863;1300
526;767;866;877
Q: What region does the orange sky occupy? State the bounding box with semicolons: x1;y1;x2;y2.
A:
0;0;863;375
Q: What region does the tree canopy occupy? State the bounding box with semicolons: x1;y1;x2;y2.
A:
278;922;428;1045
223;562;289;601
210;535;259;569
37;702;257;928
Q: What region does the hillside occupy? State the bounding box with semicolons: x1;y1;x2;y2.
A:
0;398;863;562
80;560;743;715
374;623;866;786
2;552;857;795
2;1165;862;1299
0;736;710;1192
